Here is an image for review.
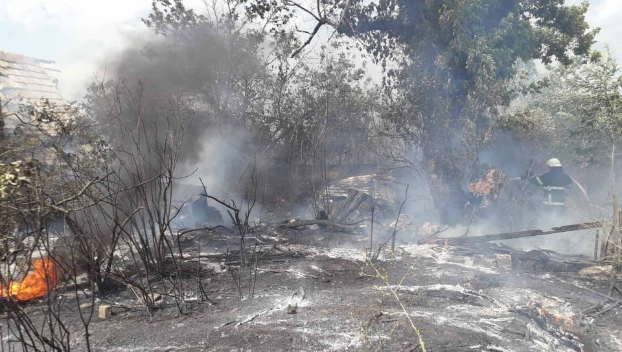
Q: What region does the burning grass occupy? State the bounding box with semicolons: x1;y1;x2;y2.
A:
0;258;58;301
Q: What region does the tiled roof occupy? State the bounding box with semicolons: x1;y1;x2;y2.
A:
0;51;66;107
0;51;69;135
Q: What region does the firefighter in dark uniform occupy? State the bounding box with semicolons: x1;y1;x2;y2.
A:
524;158;573;217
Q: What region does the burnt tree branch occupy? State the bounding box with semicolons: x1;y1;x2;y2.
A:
291;19;328;58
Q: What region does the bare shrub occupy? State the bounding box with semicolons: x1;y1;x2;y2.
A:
201;164;260;299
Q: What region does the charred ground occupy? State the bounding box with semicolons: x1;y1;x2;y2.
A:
7;221;621;352
2;166;621;352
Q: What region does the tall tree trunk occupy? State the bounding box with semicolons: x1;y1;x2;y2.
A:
419;105;472;226
423;151;469;226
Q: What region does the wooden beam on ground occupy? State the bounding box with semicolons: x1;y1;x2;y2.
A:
278;219;359;230
431;221;605;245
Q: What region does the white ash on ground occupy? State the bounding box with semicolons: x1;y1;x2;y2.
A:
6;219;622;352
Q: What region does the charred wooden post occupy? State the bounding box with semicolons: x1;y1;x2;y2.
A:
601;226;614;262
391;185;408;252
369;205;374;257
594;227;600;261
614;195;621;259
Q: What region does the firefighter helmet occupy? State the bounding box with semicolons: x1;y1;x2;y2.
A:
546;158;562;167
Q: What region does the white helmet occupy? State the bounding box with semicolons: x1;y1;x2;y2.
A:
547;158;562;167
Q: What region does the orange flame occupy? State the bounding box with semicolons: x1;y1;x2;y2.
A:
1;258;58;301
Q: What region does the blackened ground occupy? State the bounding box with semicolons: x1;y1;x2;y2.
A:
2;225;622;352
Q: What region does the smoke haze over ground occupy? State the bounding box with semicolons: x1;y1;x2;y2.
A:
89;24;268;204
80;2;620;260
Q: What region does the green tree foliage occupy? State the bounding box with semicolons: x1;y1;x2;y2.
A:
267;51;380;166
562;52;622;167
245;0;598;223
506;50;622;181
138;0;598;223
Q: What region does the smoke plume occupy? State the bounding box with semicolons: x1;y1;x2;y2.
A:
90;24;264;200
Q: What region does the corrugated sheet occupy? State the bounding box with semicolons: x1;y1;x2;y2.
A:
5;63;44;73
12;84;59;94
15;90;64;100
0;52;37;64
1;68;49;79
0;79;28;90
11;76;55;86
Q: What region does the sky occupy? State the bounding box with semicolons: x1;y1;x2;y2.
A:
1;0;621;101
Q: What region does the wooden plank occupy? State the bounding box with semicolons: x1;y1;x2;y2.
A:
432;221;604;245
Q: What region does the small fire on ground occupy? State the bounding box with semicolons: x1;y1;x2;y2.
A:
0;258;58;301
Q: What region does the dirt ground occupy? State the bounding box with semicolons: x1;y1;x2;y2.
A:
4;223;621;352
